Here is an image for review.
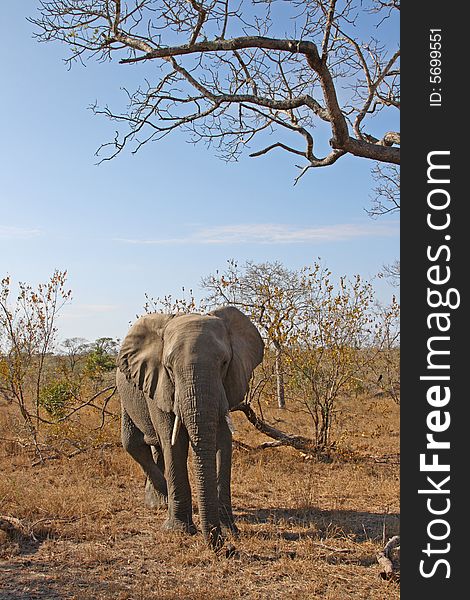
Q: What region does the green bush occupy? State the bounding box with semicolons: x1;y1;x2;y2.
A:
84;348;116;380
83;338;118;381
39;380;78;418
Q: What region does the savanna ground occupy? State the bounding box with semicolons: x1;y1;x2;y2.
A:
0;394;399;600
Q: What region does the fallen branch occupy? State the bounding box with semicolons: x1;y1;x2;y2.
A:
311;540;353;553
368;453;400;465
0;515;30;534
377;535;400;581
257;441;284;449
232;440;254;452
236;403;315;453
0;515;38;541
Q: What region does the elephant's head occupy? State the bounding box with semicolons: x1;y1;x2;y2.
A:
117;306;264;548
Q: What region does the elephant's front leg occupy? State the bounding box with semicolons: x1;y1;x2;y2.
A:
217;418;239;537
159;411;196;535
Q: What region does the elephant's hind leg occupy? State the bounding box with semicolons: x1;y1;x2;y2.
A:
121;409;168;508
144;446;167;509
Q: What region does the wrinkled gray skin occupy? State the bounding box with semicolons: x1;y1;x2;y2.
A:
116;306;264;550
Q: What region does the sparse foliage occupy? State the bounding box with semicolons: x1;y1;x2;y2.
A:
30;1;399;181
143;289;206;315
0;270;72;445
286;272;376;449
0;274;119;462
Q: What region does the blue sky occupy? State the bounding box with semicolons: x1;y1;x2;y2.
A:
1;2;399;343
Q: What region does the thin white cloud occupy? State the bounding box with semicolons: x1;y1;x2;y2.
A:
0;226;42;239
115;221;398;246
61;304;119;319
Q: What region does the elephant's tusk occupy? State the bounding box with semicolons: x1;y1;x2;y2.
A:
225;413;236;435
171;415;181;446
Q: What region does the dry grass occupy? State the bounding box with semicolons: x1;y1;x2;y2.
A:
0;394;399;599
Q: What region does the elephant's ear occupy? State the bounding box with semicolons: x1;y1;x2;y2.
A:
117;313;175;412
210;306;264;409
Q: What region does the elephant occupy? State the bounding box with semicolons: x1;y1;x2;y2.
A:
116;306;264;550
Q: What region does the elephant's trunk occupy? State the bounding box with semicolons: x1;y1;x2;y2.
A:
191;443;223;550
177;370;224;550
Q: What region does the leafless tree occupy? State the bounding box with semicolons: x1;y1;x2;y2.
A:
60;337;90;373
380;258;400;287
31;0;399;182
367;163;400;216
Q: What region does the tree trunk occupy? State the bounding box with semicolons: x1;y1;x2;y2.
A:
274;346;285;409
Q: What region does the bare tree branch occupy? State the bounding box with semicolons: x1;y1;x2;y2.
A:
367;163;400;216
30;1;400;178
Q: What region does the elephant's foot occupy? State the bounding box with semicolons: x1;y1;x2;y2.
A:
162;518;197;535
144;480;168;510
